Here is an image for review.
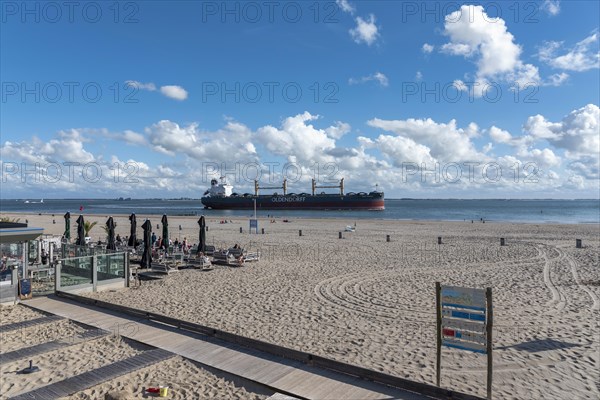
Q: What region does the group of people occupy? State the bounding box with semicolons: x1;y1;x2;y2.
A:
150;232;192;254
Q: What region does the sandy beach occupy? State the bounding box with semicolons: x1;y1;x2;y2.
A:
0;304;267;399
4;212;600;399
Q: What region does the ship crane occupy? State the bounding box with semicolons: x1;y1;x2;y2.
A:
254;179;287;196
312;178;344;196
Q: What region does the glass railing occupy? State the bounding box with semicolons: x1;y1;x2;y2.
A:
97;253;126;281
60;255;93;287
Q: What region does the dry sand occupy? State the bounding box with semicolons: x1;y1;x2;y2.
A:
4;212;600;399
0;304;268;399
66;356;266;400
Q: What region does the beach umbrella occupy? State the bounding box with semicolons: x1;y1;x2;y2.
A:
128;213;137;248
75;215;85;246
63;212;71;241
161;214;168;249
140;219;152;269
197;216;206;254
106;217;116;251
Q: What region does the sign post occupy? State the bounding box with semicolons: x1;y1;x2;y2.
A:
436;283;493;399
435;282;442;387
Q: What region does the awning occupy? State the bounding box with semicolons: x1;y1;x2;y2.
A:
0;227;44;243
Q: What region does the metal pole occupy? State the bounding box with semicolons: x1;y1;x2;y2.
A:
436;282;442;387
254;199;257;219
486;287;493;400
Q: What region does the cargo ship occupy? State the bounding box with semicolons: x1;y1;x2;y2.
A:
201;177;384;210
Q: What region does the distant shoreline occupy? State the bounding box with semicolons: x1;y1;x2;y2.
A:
2;211;597;226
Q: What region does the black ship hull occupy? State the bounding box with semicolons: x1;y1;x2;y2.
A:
201;193;384;210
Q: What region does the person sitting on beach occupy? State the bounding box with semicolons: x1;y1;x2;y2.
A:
233;244;240;249
116;234;122;244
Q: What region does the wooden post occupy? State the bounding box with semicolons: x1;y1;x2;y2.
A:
239;227;243;234
438;236;442;245
339;232;343;239
261;228;265;234
299;230;302;236
500;238;505;246
386;235;390;242
576;239;582;248
435;282;442;387
486;287;493;400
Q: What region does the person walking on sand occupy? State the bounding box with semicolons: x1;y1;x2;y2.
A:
151;232;157;247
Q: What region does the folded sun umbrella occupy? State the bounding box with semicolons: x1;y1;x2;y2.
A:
128;213;137;248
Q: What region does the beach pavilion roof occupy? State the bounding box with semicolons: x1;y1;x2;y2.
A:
0;222;44;243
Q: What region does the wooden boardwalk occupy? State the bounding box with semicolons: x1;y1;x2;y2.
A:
0;315;63;333
26;296;433;400
11;348;174;399
0;328;108;364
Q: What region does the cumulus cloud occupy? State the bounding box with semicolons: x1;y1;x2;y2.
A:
256;112;337;164
349;14;380;46
441;5;541;95
336;0;355;14
538;32;600;72
125;80;189;101
3;105;599;197
159;85;188;101
523;104;600;159
541;0;561;16
125;80;156;91
146;119;256;162
422;43;434;54
348;72;389;87
367;117;485;163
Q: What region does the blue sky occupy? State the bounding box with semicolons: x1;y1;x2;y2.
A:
1;0;599;198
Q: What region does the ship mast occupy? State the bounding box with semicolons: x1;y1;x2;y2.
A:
312;178;344;195
254;179;287;196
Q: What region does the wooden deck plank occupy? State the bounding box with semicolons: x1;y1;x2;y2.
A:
0;315;63;333
11;349;174;400
24;297;437;400
0;329;107;364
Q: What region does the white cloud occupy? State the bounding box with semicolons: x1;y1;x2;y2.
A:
336;0;355;14
121;130;147;146
422;43;434;54
349;14;380;46
541;0;560;16
124;81;189;100
325;121;351;139
3;105;599;197
159;85;188;101
489;126;513;144
441;5;541;95
415;71;423;80
523;104;600;158
452;79;467;92
348;72;389;87
256;112;338;164
545;72;569;86
125;80;157;91
538;32;600;72
367;117;485;163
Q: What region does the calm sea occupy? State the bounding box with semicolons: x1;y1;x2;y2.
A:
1;198;598;224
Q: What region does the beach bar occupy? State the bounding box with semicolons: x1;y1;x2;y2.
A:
0;222;44;303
